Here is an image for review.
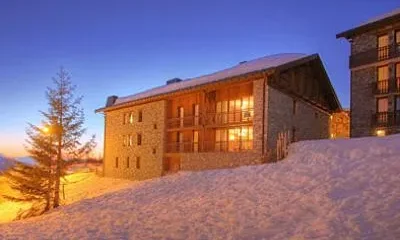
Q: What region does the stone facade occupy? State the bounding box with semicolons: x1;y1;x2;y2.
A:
180;152;262;171
350;67;375;137
348;26;400;137
266;87;330;159
103;100;166;180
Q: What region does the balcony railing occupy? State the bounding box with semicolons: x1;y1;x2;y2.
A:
372;111;400;128
204;109;254;126
350;44;400;68
166;140;253;153
167;142;199;153
166;109;254;129
167;116;201;129
373;78;400;95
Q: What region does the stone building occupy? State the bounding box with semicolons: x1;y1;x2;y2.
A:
337;9;400;137
96;53;341;180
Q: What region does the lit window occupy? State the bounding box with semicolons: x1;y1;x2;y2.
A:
128;135;133;146
122;135;126;147
376;130;386;137
378;35;389;60
129;112;134;124
193;131;199;152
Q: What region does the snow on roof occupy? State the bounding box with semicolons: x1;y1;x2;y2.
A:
361;8;400;26
337;8;400;38
113;53;309;106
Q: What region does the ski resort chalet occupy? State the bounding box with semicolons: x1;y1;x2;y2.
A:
96;53;342;180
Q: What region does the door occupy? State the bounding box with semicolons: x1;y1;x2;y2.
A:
378;35;389;60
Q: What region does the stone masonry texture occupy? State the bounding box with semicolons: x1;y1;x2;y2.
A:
103;100;166;180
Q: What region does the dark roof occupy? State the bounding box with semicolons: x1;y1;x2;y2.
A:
337;8;400;39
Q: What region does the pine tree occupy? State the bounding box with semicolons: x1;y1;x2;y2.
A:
3;124;55;219
3;67;96;218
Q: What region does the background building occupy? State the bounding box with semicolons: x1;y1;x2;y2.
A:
337;8;400;137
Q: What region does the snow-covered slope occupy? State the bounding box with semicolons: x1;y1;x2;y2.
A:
0;135;399;239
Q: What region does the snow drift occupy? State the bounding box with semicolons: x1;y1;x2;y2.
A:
0;135;399;239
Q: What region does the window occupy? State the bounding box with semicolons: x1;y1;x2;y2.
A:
177;132;184;152
378;35;389;60
216;126;253;152
396;31;400;45
193;131;199;152
153;123;157;130
178;107;184;127
152;148;156;154
377;97;389;125
193;104;200;125
126;157;130;168
136;157;141;169
216;96;253;124
123;113;127;125
377;65;389;93
115;157;119;168
293;99;297;115
128;135;133;147
314;112;319;119
377;97;388;113
137;134;142;146
138;110;143;122
129;112;134;124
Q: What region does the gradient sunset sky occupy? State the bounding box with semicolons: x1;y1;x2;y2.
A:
0;0;399;157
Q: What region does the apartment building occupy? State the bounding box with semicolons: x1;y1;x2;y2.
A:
337;9;400;137
96;53;341;180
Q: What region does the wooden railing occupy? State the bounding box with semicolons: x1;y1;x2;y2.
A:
373;78;400;95
372;111;400;128
166;109;254;129
350;44;400;68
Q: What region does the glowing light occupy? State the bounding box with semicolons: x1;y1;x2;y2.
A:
42;126;50;134
376;130;386;137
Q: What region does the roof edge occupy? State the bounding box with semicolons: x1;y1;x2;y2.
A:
336;12;400;39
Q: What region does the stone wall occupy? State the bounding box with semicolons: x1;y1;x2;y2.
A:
351;32;376;55
180;152;262;171
103;100;166;180
350;67;375;137
266;87;330;160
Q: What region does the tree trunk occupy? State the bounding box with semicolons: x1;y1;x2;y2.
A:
53;130;62;208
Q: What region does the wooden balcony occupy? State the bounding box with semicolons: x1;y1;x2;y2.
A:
167;116;201;129
166;140;253;153
350;44;400;68
373;78;400;95
166;109;254;130
372;111;400;128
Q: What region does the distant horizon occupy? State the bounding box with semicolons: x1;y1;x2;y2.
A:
1;0;399;157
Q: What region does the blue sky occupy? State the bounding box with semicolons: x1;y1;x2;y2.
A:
0;0;399;157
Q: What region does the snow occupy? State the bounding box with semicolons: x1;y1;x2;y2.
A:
0;135;399;239
114;53;308;106
0;172;131;223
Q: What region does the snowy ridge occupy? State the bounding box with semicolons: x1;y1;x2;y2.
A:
114;53;308;106
0;135;399;239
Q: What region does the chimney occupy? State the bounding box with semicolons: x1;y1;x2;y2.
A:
239;60;247;65
106;95;118;107
166;78;182;85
